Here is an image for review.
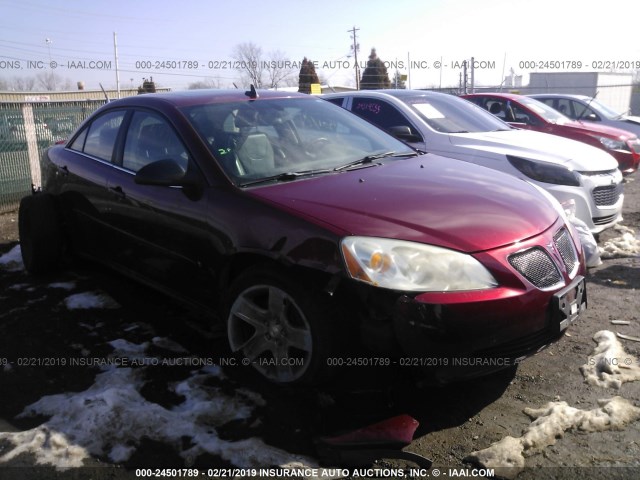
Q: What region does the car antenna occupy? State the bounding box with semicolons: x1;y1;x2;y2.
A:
577;90;598;122
245;84;258;99
99;83;110;103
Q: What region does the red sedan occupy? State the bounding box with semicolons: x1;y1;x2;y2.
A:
463;93;640;174
19;89;587;385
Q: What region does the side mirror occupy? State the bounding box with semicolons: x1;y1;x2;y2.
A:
135;159;188;186
585;113;599;121
388;125;422;143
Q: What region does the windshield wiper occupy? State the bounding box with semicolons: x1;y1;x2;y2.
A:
239;168;332;187
333;151;417;171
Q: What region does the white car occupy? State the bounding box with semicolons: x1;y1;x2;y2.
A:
324;90;623;234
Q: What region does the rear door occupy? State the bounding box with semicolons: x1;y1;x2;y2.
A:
58;109;127;259
102;109;217;305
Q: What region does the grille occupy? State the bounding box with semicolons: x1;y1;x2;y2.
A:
593;214;618;226
475;328;555;360
508;247;562;289
592;183;623;206
553;228;578;277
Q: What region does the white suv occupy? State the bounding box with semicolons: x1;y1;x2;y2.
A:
324;90;623;234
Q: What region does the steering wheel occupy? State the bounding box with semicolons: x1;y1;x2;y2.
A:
304;137;330;158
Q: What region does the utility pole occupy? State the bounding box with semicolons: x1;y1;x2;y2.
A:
114;32;120;99
470;56;475;94
463;60;468;94
348;26;360;90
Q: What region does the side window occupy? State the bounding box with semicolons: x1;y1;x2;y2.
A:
123;111;189;172
325;97;345;107
486;100;508;120
351;98;422;140
80;111;125;162
572;101;599;121
555;99;574;118
511;104;537;125
69;128;87;151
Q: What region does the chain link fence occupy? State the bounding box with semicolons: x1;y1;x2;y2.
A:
0;100;105;213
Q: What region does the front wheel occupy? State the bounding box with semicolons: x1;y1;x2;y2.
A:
226;266;335;385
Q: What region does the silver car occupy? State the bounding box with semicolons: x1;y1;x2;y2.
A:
324;90;623;234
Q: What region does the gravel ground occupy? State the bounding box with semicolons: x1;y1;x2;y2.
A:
0;174;639;480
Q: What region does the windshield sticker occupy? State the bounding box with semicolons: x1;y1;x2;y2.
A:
355;102;381;114
413;103;445;119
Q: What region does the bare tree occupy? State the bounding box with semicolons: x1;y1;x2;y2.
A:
391;70;406;89
188;78;223;90
232;42;265;88
10;76;37;91
36;71;69;91
264;50;295;89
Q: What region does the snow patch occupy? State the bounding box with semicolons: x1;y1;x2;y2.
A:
0;427;88;468
599;225;640;258
47;281;76;290
465;397;640;479
152;336;189;353
0;245;24;272
580;330;640;389
63;291;120;310
1;365;313;470
108;338;152;365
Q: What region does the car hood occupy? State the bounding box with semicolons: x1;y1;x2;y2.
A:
563;119;635;139
448;129;619;171
249;155;558;253
621;115;640;126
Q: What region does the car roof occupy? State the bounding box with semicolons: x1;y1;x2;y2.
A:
102;88;313;109
529;93;591;100
324;89;455;100
464;92;523;100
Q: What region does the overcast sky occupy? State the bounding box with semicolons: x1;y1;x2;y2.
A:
1;0;638;91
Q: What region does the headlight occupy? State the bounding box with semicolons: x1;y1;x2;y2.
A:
594;136;629;152
507;155;580;186
341;236;498;292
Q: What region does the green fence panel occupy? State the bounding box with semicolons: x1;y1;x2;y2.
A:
0;100;105;212
0;150;31;213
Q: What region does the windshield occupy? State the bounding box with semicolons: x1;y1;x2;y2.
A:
585;98;624;120
404;94;512;133
518;97;570;124
182;97;415;186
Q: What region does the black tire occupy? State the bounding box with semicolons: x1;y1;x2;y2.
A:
18;193;64;274
226;265;337;385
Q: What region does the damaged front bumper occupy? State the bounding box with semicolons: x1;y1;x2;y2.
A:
391;275;587;383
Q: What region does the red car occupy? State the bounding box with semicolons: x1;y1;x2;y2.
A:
19;89;586;385
463;93;640;175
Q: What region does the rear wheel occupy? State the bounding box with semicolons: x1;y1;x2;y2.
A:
18;193;64;274
226;266;335;385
